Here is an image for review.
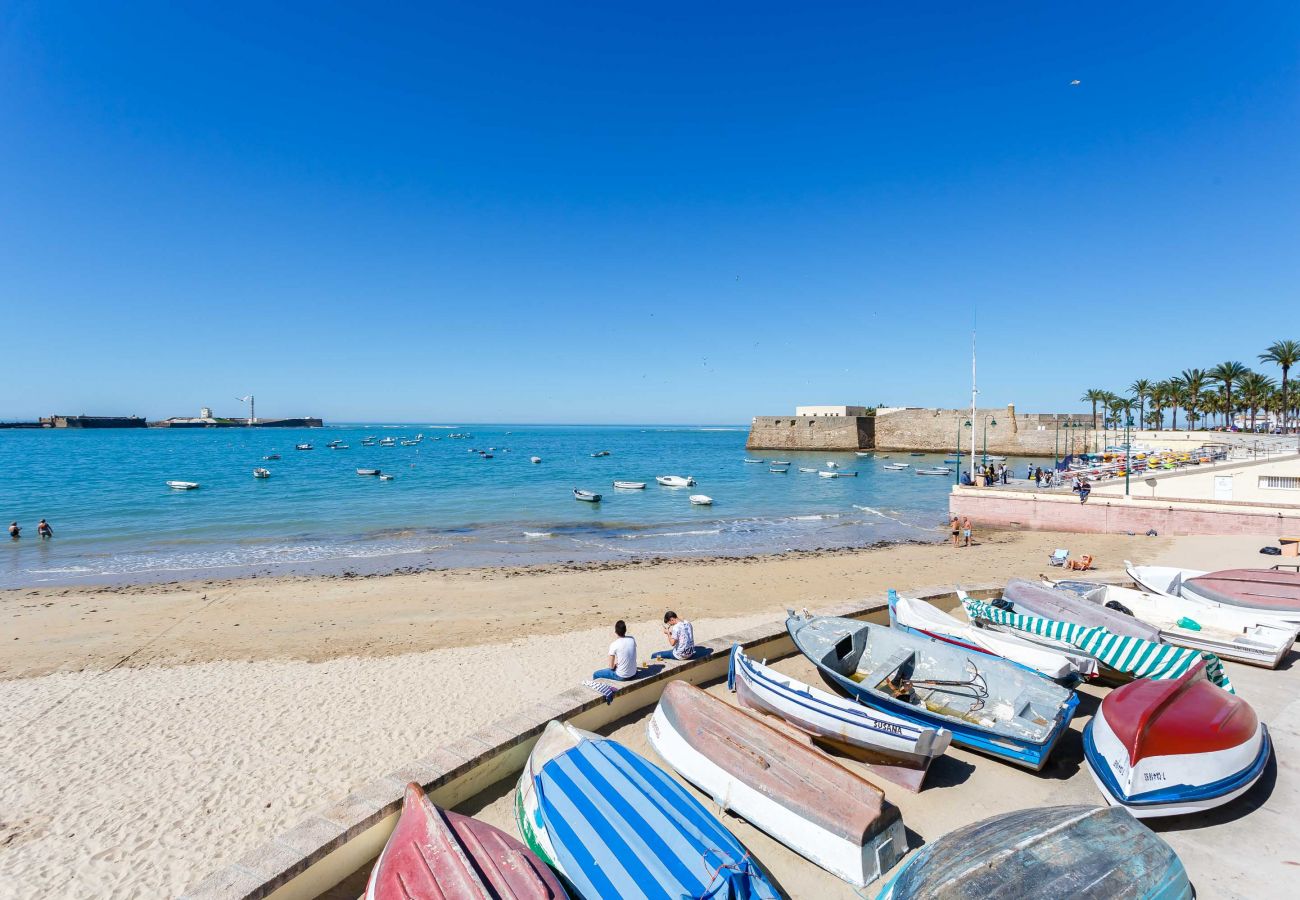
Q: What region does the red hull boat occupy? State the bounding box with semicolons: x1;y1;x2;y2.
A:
1186;568;1300;613
366;782;568;899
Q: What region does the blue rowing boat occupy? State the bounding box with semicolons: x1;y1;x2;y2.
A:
787;610;1078;770
515;720;779;900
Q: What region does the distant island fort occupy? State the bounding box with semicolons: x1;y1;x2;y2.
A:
747;405;1086;455
1;399;322;429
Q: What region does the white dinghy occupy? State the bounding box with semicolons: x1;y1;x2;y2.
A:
613;480;646;489
689;494;713;505
166;480;200;490
656;475;695;487
252;468;271;479
1047;576;1297;669
573;488;601;502
728;645;951;792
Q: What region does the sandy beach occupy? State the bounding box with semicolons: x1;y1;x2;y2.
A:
0;530;1284;898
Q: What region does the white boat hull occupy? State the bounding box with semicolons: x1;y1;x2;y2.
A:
646;704;905;887
1127;563;1300;628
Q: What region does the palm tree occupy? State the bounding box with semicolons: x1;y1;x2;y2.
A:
1129;379;1153;431
1238;371;1275;432
1146;382;1167;429
1179;369;1208;431
1259;340;1300;433
1209;361;1250;430
1081;389;1108;431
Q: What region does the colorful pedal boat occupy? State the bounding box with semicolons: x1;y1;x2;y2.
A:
787;610;1078;770
728;644;951;792
1083;661;1271;818
366;782;567;899
515;720;779;900
648;680;907;886
876;805;1193;900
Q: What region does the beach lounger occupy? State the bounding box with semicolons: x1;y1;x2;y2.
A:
1049;549;1069;567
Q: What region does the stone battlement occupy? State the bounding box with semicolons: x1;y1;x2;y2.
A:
746;415;874;450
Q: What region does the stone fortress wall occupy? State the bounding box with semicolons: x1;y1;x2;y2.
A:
747;404;1091;454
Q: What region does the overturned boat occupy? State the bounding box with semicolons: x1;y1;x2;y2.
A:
1083;661;1271;818
728;645;951;792
787;610;1077;770
648;681;906;887
1127;563;1300;627
876;805;1192;900
366;782;567;899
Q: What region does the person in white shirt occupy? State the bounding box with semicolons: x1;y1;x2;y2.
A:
592;620;642;681
651;610;710;662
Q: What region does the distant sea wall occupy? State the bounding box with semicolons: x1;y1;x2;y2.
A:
745;405;1090;453
746;415;874;450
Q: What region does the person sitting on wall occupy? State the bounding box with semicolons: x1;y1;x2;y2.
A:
1079;482;1092;504
592;620;659;681
651;610;712;661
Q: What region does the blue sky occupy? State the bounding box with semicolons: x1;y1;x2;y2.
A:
3;2;1297;423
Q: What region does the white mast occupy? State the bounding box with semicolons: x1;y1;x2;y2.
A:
236;395;254;425
970;329;978;484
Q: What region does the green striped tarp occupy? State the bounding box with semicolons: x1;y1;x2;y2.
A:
962;598;1233;693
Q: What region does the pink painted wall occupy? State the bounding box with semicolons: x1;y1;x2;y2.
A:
949;490;1300;536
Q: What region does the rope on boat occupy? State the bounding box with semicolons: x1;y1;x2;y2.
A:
892;660;989;712
697;848;758;898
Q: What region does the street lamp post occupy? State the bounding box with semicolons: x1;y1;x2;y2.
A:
1124;415;1135;497
954;418;963;485
982;417;997;464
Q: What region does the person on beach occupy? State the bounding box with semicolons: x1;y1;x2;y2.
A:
651;610;710;661
37;519;53;539
950;515;961;547
961;516;973;547
592;620;644;681
1001;465;1009;484
1079;482;1092;504
8;522;19;540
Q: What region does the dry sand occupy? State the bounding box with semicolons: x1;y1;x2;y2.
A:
0;530;1283;898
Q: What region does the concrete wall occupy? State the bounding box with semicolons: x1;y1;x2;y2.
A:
949;485;1300;536
795;405;868;417
873;407;1087;455
1091;454;1300;503
746;415;874;450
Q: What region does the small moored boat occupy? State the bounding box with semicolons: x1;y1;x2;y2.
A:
769;466;789;473
1083;661;1271;818
252;468;271;479
883;463;909;470
573;488;601;502
377;473;394;481
688;494;713;505
647;681;906;888
743;457;765;463
798;467;818;473
356;468;380;476
295;444;312;451
590;450;611;457
366;782;567;899
655;475;695;487
612;480;646;489
166;480;200;490
771;460;791;465
876;805;1192;900
826;460;840;468
818;470;839;478
530;456;542;463
515;720;779;900
787;610;1077;770
729;646;951;792
263;454;281;461
915;467;951;476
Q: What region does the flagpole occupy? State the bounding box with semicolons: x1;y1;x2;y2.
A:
970;329;978;485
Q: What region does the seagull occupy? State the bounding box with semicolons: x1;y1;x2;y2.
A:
1070;79;1081;86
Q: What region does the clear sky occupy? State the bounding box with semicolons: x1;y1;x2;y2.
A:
3;2;1297;423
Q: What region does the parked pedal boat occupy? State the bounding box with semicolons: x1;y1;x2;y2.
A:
1048;577;1297;669
728;646;951;792
515;720;779;900
648;681;906;887
787;610;1078;770
366;782;568;899
1082;661;1271;818
876;805;1193;900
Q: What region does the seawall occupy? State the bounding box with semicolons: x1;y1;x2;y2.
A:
746;415;873;450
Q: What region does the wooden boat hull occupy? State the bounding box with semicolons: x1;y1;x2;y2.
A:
514;721;778;900
1003;579;1162;641
876;805;1192;900
728;646;950;792
367;782;567;899
787;612;1078;770
648;681;906;887
1082;662;1271;818
1128;563;1300;626
1050;578;1296;669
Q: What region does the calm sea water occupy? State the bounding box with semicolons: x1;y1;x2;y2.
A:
0;424;1051;588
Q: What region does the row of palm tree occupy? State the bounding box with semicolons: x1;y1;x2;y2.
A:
1079;340;1300;434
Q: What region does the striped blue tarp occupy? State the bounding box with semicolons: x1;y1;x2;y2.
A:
535;737;778;900
962;598;1233;693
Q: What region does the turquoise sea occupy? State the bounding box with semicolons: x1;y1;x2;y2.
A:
0;425;1051;588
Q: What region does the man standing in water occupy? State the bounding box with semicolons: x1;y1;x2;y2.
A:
37;519;53;539
8;522;19;540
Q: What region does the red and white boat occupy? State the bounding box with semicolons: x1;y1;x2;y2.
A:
1083;661;1271;818
366;782;568;899
1128;563;1300;627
